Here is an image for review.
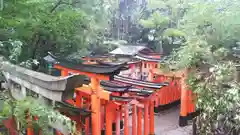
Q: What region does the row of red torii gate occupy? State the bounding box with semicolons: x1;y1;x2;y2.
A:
0;45;199;135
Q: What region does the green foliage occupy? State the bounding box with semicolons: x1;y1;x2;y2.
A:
0;0;116;62
178;0;240;49
139;0;188;53
0;97;76;135
0;100;11;123
140;12;169;29
171;0;240;69
163;28;185;38
187;62;240;134
147;0;166;10
164;0;240;134
0;40;23;63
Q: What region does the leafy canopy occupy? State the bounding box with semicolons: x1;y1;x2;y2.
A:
165;0;240;134
0;0;115;63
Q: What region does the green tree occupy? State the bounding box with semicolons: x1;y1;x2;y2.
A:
0;0;116;63
0;96;77;135
139;0;186;54
166;0;240;134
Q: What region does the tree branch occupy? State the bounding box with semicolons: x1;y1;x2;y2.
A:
61;1;81;6
50;0;82;13
50;0;62;13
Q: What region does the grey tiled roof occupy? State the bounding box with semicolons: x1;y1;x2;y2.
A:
43;55;56;63
110;45;147;56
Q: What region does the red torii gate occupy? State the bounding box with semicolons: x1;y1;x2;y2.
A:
55;63;164;135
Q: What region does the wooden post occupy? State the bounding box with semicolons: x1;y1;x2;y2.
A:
142;62;145;80
149;101;155;135
124;105;129;135
179;71;188;127
144;102;149;135
140;62;143;80
116;111;121;135
137;107;142;135
85;117;90;135
188;90;195;113
91;77;101;135
85;99;90;135
132;105;137;135
106;103;113;135
149;64;156;135
148;64;154;81
27;128;34;135
101;106;105;131
75;92;82;133
26;110;34;135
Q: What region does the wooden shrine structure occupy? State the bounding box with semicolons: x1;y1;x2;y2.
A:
0;45;200;135
50;53;165;135
83;47;199;127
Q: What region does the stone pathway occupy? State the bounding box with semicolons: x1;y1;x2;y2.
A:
129;105;192;135
154;106;192;135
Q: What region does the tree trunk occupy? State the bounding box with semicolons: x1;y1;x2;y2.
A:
30;33;40;60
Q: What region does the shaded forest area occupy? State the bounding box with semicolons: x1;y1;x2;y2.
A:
0;0;185;65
